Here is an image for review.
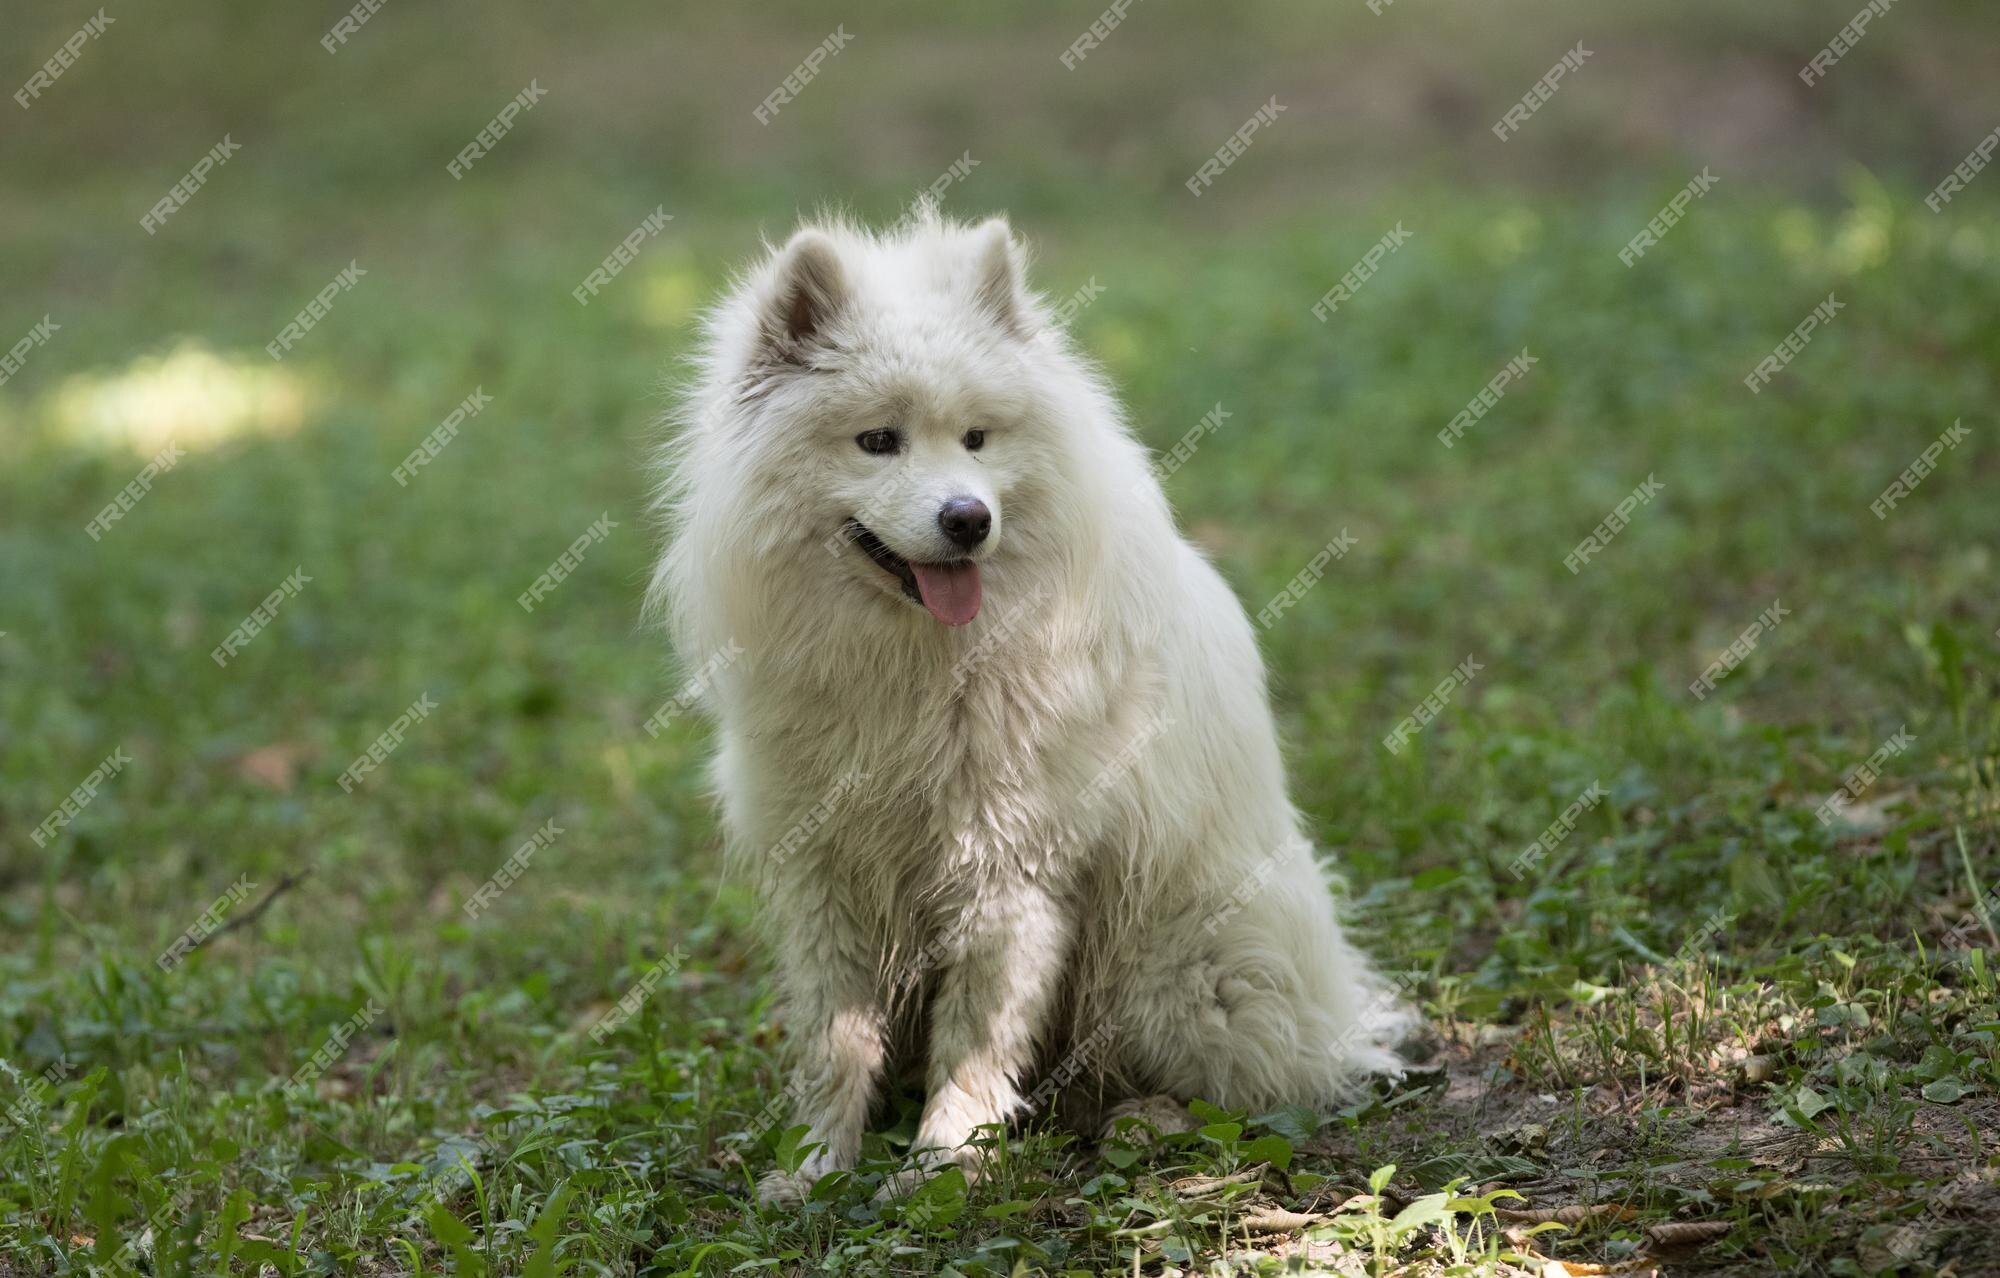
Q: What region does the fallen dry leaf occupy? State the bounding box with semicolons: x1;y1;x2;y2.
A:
235;742;313;791
1167;1165;1266;1197
1236;1207;1325;1233
1646;1219;1732;1249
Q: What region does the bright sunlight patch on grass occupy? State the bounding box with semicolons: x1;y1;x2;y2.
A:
48;341;310;456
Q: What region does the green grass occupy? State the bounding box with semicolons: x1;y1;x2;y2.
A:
5;3;2000;1271
6;175;1998;1275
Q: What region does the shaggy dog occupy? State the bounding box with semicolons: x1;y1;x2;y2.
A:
650;210;1407;1204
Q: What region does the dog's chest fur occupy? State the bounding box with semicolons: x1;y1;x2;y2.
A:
736;614;1147;934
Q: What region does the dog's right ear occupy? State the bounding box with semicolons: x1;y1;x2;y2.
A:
758;229;849;364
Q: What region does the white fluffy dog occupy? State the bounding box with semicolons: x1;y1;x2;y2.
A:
650;210;1407;1204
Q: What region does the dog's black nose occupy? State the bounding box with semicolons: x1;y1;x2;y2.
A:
938;497;991;548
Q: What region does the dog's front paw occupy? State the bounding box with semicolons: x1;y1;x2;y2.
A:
756;1168;814;1208
872;1165;931;1204
1101;1094;1198;1143
872;1149;981;1205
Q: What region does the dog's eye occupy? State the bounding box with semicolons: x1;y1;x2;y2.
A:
963;430;985;452
856;429;901;456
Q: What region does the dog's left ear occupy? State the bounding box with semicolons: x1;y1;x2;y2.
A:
970;218;1031;338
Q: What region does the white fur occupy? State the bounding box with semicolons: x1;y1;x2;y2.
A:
648;209;1407;1202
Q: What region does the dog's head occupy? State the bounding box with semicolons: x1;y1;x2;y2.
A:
684;214;1080;629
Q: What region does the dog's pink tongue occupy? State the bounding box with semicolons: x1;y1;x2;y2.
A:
910;562;982;626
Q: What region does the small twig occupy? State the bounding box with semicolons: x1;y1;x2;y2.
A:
1108;1219;1174;1240
203;870;311;945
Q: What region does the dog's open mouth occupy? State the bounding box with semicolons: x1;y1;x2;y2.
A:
845;519;982;626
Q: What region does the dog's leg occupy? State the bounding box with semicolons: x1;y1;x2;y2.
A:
1100;1093;1199;1142
756;908;889;1208
878;883;1070;1199
1101;852;1408;1113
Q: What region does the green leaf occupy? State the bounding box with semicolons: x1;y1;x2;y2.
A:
85;1136;137;1270
902;1165;968;1233
1931;621;1967;726
523;1182;574;1278
807;1169;850;1201
234;1238;299;1273
1187;1099;1236;1125
1447;1188;1524;1215
1249;1103;1319;1145
428;1205;474;1245
772;1124;816;1173
1785;1086;1833;1120
427;1204;486;1278
215;1188;251;1272
1389;1192;1452;1235
1408;1153;1539;1190
1922;1078;1970;1104
1412;865;1461;891
1242;1134;1293;1170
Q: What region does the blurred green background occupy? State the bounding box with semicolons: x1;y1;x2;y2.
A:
4;2;1999;1274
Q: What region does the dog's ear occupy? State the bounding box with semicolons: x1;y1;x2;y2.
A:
760;229;849;362
970;217;1030;338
